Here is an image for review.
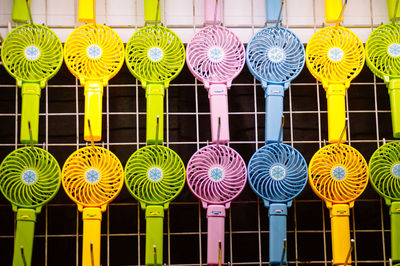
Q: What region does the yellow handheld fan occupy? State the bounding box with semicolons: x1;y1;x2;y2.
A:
64;24;124;142
309;144;368;265
62;145;124;266
306;26;365;143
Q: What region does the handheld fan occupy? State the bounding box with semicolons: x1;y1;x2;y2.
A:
366;23;400;137
306;26;365;143
125;145;185;266
62;146;124;266
0;147;61;266
186;26;245;144
369;142;400;264
309;144;368;265
1;24;63;144
186;144;246;265
247;143;307;264
246;26;305;143
64;24;124;142
125;26;185;144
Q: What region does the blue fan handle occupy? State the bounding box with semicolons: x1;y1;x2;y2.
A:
266;0;282;23
265;85;284;143
268;203;287;264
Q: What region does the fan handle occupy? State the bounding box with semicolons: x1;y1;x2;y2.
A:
82;207;102;266
391;202;400;263
21;83;41;144
84;81;104;142
330;204;351;265
204;0;221;25
324;0;343;24
13;208;36;266
145;205;164;266
326;84;347;143
146;84;165;145
388;80;400;138
268;203;287;264
207;205;226;265
265;84;285;143
209;84;229;144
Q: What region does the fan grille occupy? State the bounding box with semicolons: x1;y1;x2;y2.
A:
369;142;400;201
246;27;305;84
309;144;369;204
64;24;124;82
62;146;124;207
306;26;365;85
1;24;63;83
125;145;185;205
186;26;245;84
247;143;307;203
0;147;61;208
366;23;400;80
125;26;185;84
186;145;247;205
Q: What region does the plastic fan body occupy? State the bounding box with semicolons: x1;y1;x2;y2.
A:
186;144;246;265
309;144;368;265
126;26;185;145
186;26;245;144
246;26;305;143
62;146;124;266
247;143;307;264
1;24;63;144
64;24;124;142
366;23;400;138
369;142;400;263
125;145;185;266
0;147;61;266
306;26;365;143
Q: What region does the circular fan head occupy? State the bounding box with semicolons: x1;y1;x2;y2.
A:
306;26;365;84
366;23;400;81
64;24;124;82
246;26;305;84
186;26;245;84
247;143;307;203
186;145;247;205
369;142;400;201
62;146;124;208
125;26;185;84
1;24;63;83
125;145;185;205
309;144;369;204
0;147;61;208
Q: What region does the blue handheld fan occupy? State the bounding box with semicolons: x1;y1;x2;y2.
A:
246;26;305;143
248;143;307;265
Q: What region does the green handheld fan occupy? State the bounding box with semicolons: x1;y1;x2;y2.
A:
366;23;400;138
125;26;185;144
125;145;185;265
0;147;61;266
1;24;63;144
369;142;400;264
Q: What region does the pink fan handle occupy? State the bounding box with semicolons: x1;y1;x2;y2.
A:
207;205;226;265
204;0;221;25
209;84;229;144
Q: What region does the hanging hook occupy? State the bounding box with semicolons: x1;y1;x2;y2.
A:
90;242;94;266
275;0;284;27
337;118;348;145
87;119;95;148
277;115;285;145
279;238;287;266
393;0;400;24
343;239;354;266
216;117;221;147
213;0;219;26
335;0;348;27
155;116;160;146
20;246;27;266
153;245;157;266
154;0;161;27
28;121;34;148
218;240;222;266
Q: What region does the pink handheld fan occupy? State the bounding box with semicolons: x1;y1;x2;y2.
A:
186;26;245;144
186;144;247;265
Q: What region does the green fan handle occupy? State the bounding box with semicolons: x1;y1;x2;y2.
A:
391;202;400;263
12;0;31;23
146;84;164;145
145;205;164;266
144;0;161;25
388;80;400;138
84;81;104;142
13;209;36;266
21;83;41;144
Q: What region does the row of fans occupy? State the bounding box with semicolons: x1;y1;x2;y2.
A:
1;0;400;266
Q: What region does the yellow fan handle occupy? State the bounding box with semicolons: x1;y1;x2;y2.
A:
325;0;343;24
84;81;103;142
82;207;102;266
329;203;351;265
79;0;95;23
326;83;347;143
